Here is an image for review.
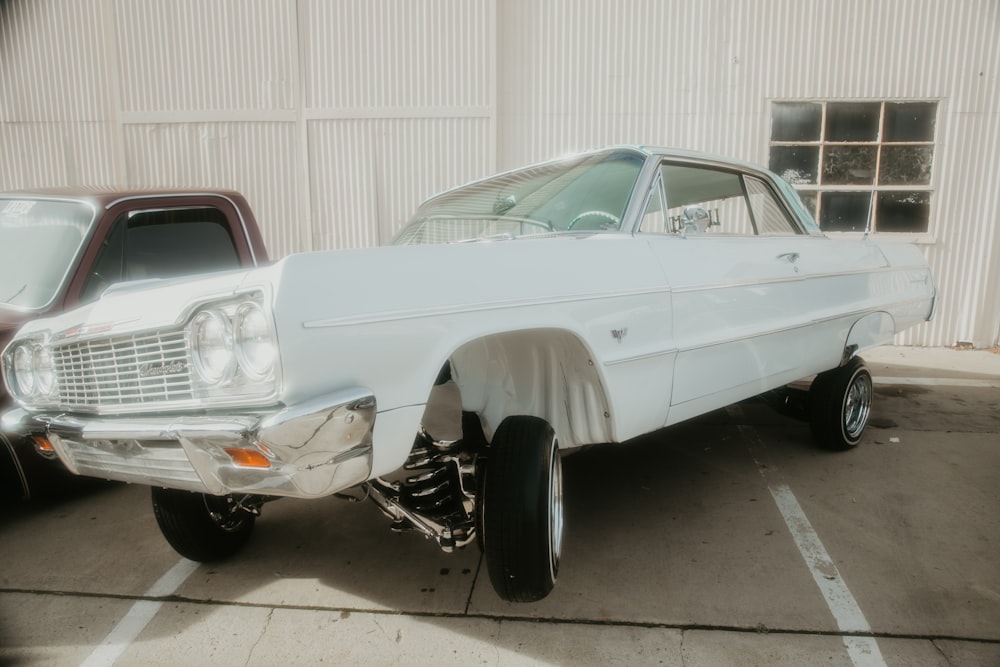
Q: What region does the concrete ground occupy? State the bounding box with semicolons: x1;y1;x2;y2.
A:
1;347;998;666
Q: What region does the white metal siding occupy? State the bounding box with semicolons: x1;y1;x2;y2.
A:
1;0;997;347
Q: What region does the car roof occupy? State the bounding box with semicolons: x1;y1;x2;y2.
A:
0;187;246;211
418;145;779;208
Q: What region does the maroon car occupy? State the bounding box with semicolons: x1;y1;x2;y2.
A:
1;189;268;501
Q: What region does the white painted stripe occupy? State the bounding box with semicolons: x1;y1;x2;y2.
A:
768;483;886;666
873;376;1000;388
735;421;886;667
79;558;199;667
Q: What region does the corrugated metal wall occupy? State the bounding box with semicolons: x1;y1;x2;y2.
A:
1;0;997;347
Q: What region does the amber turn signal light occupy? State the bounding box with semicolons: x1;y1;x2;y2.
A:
224;448;272;468
31;435;57;458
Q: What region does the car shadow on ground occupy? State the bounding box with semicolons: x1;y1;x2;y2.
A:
4;384;999;662
166;404;847;636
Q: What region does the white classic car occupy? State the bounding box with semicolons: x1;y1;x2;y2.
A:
2;147;934;602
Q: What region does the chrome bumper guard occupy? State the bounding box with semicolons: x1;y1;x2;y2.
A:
3;389;376;499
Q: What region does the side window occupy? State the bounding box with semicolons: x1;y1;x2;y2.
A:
638;175;669;233
744;176;799;235
80;218;125;303
640;163;754;235
81;206;241;303
638;164;801;237
124;208;239;280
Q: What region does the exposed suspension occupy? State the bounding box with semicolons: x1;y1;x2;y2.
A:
365;429;480;552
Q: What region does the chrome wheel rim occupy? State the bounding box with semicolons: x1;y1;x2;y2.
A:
548;441;564;578
843;371;872;440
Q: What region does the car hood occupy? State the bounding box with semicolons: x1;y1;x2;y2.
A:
11;236;653;344
11;268;265;342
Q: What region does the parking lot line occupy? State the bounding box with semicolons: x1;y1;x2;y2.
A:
735;421;887;667
79;558;199;667
873;376;1000;388
767;483;886;667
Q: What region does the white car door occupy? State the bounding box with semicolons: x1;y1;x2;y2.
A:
638;161;840;425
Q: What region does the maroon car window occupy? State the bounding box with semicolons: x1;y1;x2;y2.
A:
0;199;93;309
81;207;241;303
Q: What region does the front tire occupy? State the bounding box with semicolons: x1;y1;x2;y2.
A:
809;356;873;450
481;416;563;602
151;487;256;561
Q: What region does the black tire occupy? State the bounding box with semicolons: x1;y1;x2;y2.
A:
151;487;256;561
481;416;563;602
809;356;873;451
0;434;28;502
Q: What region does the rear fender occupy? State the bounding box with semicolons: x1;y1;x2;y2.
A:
843;312;896;364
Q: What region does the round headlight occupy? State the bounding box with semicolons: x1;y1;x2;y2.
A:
234;302;275;380
190;310;235;385
13;344;35;396
33;345;55;396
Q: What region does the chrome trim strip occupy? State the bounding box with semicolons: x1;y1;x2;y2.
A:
670;264;928;294
601;295;932;367
673;296;933;355
604;348;678;367
303;286;674;329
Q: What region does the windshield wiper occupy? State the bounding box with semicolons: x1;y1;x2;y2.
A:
3;284;27;303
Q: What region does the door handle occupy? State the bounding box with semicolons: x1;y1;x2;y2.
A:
776;252;800;264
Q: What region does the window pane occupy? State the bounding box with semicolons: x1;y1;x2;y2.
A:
745;176;798;235
660;164;753;235
819;192;871;232
825;102;880;141
769;146;819;184
124;208;240;280
884;102;936;142
879;145;933;185
771;102;822;141
81;217;125;303
822;146;877;185
638;181;669;234
876;191;930;232
798;190;818;220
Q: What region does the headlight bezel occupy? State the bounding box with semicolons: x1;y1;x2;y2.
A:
185;290;280;399
3;338;59;404
190;309;238;386
3;288;281;414
12;343;36;396
233;301;276;382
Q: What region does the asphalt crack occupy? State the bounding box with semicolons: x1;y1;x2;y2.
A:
245;607;274;666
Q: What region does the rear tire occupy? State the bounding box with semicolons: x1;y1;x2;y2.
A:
481;416;563;602
809;356;872;451
151;487;256;561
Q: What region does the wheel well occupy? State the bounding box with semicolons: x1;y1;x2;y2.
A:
844;312;896;363
446;328;612;448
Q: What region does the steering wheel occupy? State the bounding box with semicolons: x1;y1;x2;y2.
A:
517;218;555;234
568;210;621;230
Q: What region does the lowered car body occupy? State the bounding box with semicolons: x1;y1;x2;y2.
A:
2;146;934;601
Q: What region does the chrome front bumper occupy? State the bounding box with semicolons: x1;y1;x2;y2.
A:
2;389;376;499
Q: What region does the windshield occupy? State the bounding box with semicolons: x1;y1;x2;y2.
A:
0;198;94;309
393;149;645;245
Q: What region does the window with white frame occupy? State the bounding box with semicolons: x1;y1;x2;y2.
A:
768;101;937;233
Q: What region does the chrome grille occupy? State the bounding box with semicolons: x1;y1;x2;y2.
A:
53;330;194;410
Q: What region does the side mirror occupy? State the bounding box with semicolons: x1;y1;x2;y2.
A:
681;206;712;234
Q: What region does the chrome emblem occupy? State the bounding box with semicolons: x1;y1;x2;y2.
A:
611;328;628;343
138;361;187;378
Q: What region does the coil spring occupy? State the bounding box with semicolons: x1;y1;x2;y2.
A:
398;435;466;520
